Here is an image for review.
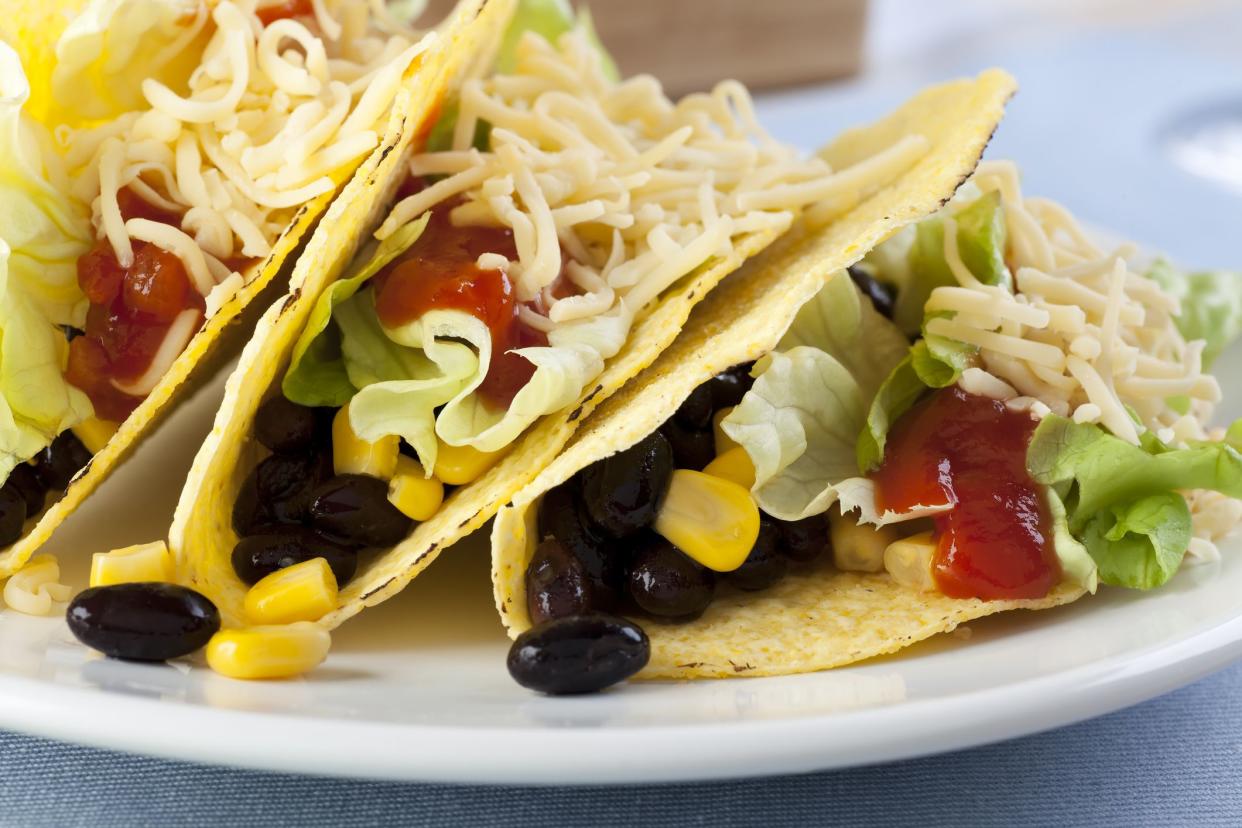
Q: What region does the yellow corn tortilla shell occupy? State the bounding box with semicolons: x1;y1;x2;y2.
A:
172;7;949;630
492;68;1086;679
171;0;513;624
0;0;489;578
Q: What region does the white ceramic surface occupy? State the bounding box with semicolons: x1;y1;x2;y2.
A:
0;334;1234;784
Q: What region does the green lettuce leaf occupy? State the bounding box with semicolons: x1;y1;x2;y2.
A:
1028;416;1242;588
890;189;1010;335
0;44;93;482
282;215;430;407
1146;260;1242;367
1045;486;1098;592
720;274;908;520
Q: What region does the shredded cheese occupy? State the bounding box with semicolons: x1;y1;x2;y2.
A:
376;28;927;331
931;160;1221;447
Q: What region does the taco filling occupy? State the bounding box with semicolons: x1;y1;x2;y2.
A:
0;0;442;551
220;10;928;597
499;160;1242;695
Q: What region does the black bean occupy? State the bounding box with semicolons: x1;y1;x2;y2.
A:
0;487;25;546
673;383;714;429
33;432;91;491
525;538;592;625
231;531;358;586
232;471;276;537
581;431;673;537
725;518;787;591
67;583;220;662
6;464;46;519
538;484;626;611
309;474;412;547
707;363;755;409
660;420;715;471
254;396;319;454
627;533;715;621
847;264;896;319
777;513;830;563
507;613;649;695
254;452;329;524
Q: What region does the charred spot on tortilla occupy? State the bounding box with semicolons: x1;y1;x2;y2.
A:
361;578;397;601
281;290;302;314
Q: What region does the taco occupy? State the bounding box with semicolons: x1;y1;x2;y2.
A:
492;155;1242;694
170;3;981;640
0;0;500;577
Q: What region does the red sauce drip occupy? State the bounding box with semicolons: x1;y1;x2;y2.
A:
66;188;206;421
256;0;313;25
871;387;1060;600
372;202;565;410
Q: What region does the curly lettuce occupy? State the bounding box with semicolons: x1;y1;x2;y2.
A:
720;272;908;520
0;44;93;481
1028;416;1242;589
1146;260;1242;368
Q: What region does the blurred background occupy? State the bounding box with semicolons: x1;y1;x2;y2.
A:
433;0;1241;268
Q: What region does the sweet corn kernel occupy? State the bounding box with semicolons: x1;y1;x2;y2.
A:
244;558;338;625
72;417;119;454
434;439;501;486
206;623;331;680
653;469;760;573
387;455;444;521
712;408;740;455
333;404;398;480
829;511;899;573
90;540;175;588
702;446;756;490
884;532;938;591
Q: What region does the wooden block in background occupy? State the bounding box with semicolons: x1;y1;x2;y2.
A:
426;0;866;95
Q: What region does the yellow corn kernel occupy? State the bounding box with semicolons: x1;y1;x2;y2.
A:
702;446;756;490
71;417;119;454
332;404;398;480
829;511;899;573
712;408;740;456
653;469;760;573
244;558;338;625
90;540;174;588
206;623;331;680
387;455;444;521
884;531;938;592
434;439;502;486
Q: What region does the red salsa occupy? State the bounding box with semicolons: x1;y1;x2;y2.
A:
66;188;205;421
373;200;565;410
871;387;1060;600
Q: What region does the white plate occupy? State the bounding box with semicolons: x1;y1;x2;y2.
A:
0;336;1237;786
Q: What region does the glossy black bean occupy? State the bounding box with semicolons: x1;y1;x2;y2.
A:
309;474;412;547
707;363;755;410
232;471;277;537
254;396;320;454
538;484;625;611
0;487;25;546
673;382;714;430
6;464;46;519
847;264;896;319
33;432;91;491
777;513;830;563
627;534;715;621
67;583;220;662
660;420;716;471
725;518;787;591
231;530;358;586
581;431;673;538
525;538;592;625
507;613;649;695
255;451;329;523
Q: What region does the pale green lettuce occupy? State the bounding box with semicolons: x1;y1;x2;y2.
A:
1046;487;1098;592
1146;260;1242;368
0;44;93;483
1028;416;1242;589
720;272;908;520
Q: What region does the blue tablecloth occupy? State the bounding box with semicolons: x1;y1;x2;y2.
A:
2;660;1240;826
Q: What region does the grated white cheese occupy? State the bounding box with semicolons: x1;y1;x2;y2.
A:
934;160;1220;447
375;28;927;331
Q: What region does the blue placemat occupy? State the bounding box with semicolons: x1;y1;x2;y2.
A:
1;660;1239;827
